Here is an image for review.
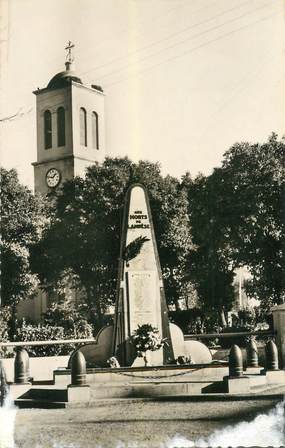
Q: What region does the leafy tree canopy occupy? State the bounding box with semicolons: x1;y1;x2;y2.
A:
186;172;236;326
219;133;285;309
31;158;194;326
0;168;47;337
3;133;282;333
1;168;47;308
186;133;285;319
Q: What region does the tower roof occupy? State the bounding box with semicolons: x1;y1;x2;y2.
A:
47;41;82;89
47;69;83;89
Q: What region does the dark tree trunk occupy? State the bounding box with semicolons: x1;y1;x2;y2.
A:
85;287;105;330
8;302;18;341
219;307;227;328
174;300;181;312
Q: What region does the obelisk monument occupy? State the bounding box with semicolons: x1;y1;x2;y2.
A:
113;184;174;366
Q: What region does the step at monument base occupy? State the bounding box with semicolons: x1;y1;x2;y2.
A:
14;380;222;404
11;366;285;408
53;365;229;387
14;377;284;408
14;398;67;409
89;380;221;398
14;389;284;409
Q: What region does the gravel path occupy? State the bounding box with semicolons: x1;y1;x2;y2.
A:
14;398;281;448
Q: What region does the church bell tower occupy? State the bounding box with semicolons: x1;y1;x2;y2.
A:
32;42;105;194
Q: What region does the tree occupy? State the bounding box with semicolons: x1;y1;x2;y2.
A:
186;133;285;323
186;172;236;327
218;133;285;310
31;158;194;328
0;168;47;338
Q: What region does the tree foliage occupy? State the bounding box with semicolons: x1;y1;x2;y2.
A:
2;133;282;333
186;133;285;319
186;172;236;326
0;168;47;335
31;158;194;326
219;133;285;309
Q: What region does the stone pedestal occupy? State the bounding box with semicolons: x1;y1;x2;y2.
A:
9;384;31;400
265;370;285;385
272;303;285;368
67;385;90;402
245;367;262;375
223;376;251;394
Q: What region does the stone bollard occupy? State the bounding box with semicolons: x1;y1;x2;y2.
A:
67;351;90;403
272;304;285;368
265;340;279;371
246;339;259;368
229;344;243;378
70;351;87;386
224;345;250;393
0;359;9;406
14;348;30;384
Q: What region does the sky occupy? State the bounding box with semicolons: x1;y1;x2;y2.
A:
0;0;284;189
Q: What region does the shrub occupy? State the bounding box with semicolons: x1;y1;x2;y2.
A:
237;309;256;331
0;307;13;357
43;299;94;340
13;300;94;357
0;297;94;357
131;324;165;356
169;308;205;334
218;326;250;349
14;321;67;356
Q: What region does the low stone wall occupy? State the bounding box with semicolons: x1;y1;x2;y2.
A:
211;346;266;366
53;364;229;388
2;355;69;383
86;364;229;383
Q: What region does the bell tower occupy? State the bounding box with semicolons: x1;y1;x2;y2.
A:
32;42;106;194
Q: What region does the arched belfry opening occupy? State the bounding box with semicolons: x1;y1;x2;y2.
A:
80;107;87;147
57;107;65;147
44;110;52;149
92;111;99;149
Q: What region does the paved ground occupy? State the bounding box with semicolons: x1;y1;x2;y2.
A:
14;397;282;448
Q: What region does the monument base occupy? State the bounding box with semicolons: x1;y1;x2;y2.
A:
223;376;251;394
72;323;213;368
67;384;90;402
245;366;262;375
265;370;285;384
9;384;31;400
131;348;163;367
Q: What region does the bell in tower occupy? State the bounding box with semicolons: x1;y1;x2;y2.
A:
32;42;106;194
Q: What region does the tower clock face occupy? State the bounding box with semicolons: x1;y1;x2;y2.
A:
46;168;61;188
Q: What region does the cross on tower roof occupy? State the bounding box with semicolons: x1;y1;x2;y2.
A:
65;41;75;70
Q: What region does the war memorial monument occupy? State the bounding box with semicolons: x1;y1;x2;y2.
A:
0;52;285;396
2;182;284;407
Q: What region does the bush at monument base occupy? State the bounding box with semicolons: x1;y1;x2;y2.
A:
130;324;166;366
131;324;166;354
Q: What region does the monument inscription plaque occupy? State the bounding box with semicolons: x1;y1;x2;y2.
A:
128;271;158;329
